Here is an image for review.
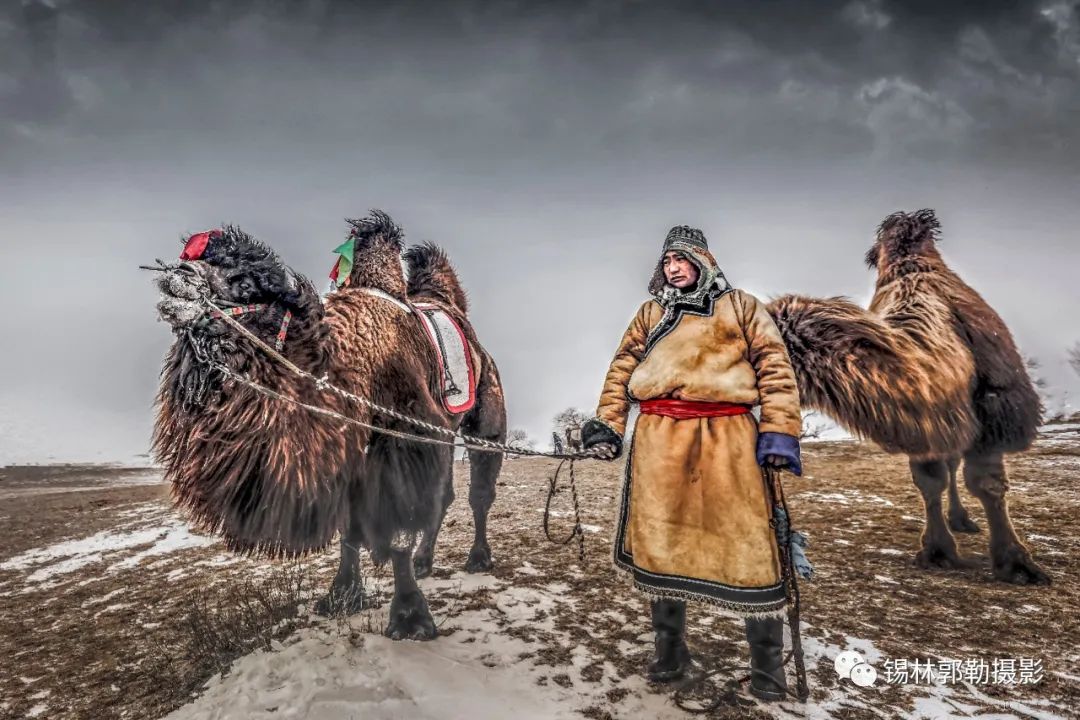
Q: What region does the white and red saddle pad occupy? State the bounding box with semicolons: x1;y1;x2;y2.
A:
412;302;477;414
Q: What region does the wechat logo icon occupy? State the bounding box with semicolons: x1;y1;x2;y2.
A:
834;650;878;688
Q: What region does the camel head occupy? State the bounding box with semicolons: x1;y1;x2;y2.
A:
865;209;942;274
154;226;309;410
338;209;409;296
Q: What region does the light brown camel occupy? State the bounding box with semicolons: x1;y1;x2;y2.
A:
767;209;1049;585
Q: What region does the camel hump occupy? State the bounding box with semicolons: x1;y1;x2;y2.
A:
766;293;978;456
404;242;469;314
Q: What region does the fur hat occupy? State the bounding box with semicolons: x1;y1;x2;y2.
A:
663;225;708;251
648;225;732;308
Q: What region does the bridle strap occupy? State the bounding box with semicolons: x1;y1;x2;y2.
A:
208;303;292;352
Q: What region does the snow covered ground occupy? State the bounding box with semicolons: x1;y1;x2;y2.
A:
163;570;1072;720
2;432;1077;720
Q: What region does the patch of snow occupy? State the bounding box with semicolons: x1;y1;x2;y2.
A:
166;624;583;720
878;548;906;556
514;563;542;577
422;571;500;595
0;518;215;587
26;704;47;718
82;588;125;608
802;492;852;505
111;523;215;570
874;575;899;585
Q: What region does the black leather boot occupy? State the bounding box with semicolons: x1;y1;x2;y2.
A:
647;599;692;683
744;616;788;701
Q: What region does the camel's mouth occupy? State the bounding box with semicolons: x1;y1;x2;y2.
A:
155;262;213;329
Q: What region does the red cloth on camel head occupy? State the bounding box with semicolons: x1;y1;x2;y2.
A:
180;230;222;260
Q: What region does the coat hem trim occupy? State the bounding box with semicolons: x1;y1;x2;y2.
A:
613;432;788;619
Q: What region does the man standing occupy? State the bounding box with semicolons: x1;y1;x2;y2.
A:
581;225;803;701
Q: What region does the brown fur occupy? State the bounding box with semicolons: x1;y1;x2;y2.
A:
767;209;1048;584
153;212;507;629
768;209;1039;458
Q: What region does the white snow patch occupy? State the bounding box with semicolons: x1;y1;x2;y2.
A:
514;562;543;577
0;518;215;587
166;623;578;720
82;588;125;608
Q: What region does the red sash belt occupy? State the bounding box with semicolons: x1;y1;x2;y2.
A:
639;399;752;419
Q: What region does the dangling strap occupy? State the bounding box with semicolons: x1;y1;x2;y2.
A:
208;303;293;352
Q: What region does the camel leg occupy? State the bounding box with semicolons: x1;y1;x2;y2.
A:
910;458;971;570
413;458;455;579
963;452;1050;585
315;527;369;616
463;446;502;572
460;363;506;573
946;456;981;534
386;544;438;640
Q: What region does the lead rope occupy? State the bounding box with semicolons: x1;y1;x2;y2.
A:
543;459;586;564
159;281;590;560
672;466;809;712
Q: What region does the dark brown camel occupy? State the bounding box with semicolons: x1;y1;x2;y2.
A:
767;209;1049;585
152;211;507;639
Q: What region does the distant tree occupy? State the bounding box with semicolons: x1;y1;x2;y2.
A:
1069;343;1080;379
1024;355;1048;391
506;428;534;453
553;407;590;435
1024;355;1061;420
799;411;829;440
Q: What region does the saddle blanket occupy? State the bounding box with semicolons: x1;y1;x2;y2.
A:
412;302;477;414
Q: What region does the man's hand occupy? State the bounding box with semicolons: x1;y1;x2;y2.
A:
764;454;790;469
587;443;618;460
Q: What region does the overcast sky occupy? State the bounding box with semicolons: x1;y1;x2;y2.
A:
1;0;1078;463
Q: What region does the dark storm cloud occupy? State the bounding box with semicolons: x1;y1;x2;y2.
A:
1;0;1078;462
2;0;1078;171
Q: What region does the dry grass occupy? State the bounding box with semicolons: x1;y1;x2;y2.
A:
142;564;318;707
1;426;1077;719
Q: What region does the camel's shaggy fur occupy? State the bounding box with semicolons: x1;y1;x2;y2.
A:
767;209;1048;585
153;211;507;637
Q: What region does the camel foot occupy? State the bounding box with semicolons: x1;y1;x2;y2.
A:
915;545;972;571
413;554;434;580
385;591;438;641
992;545;1051;586
465;543;494;573
948;510;981;534
315;583;370;616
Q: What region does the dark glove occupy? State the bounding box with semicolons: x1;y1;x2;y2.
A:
580;418;623;460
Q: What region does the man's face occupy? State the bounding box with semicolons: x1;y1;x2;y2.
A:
663;251;699;289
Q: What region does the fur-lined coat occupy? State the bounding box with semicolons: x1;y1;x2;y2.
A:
582;240;802;615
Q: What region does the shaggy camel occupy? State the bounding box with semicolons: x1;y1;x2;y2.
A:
767;209;1048;585
153;211;507;639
